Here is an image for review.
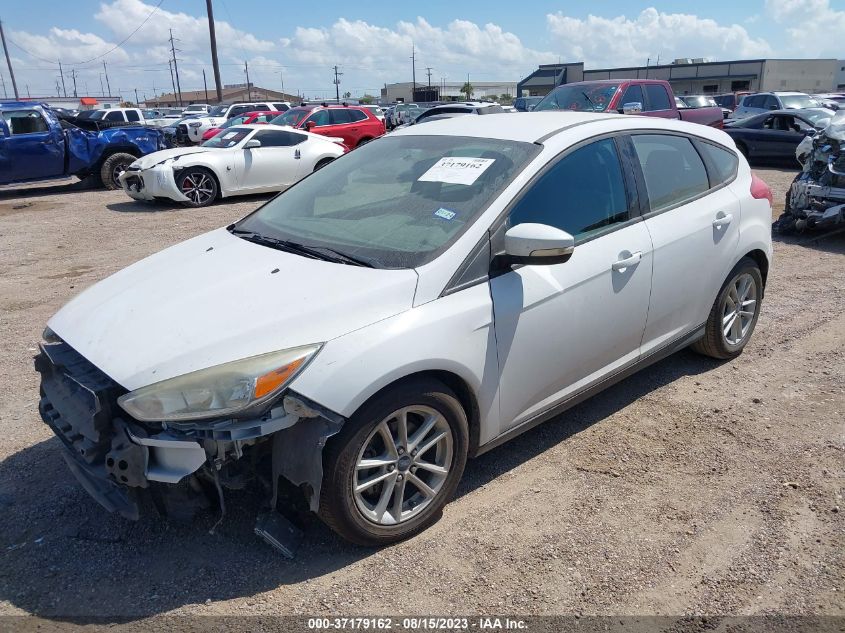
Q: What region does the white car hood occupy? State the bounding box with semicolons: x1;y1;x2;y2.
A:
131;147;213;169
48;228;419;391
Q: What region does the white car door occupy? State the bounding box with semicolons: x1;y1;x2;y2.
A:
630;133;741;355
490;137;654;433
234;129;304;192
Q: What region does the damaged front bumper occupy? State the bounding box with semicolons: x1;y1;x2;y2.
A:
118;164;191;203
35;341;343;521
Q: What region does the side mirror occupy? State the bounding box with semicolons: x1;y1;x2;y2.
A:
305;120;317;130
244;139;261;149
768;104;778;110
621;101;642;115
503;223;575;266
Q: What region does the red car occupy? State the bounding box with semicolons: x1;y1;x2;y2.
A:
201;111;285;141
269;104;384;149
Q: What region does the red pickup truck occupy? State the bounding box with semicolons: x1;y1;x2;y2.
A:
534;79;723;129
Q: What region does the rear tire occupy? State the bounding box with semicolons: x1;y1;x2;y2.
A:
100;152;137;190
314;158;334;172
318;378;469;546
692;257;763;360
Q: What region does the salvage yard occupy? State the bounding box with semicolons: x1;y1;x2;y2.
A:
0;167;842;619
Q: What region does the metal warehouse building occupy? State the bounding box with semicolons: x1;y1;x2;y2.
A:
518;58;842;97
380;80;518;104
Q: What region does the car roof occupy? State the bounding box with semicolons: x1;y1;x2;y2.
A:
392;111;620;143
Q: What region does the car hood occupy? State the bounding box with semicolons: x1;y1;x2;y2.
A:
131;147;214;169
48;228;419;391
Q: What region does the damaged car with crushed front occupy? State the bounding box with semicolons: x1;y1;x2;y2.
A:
37;112;772;548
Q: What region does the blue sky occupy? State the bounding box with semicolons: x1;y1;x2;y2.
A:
2;0;842;100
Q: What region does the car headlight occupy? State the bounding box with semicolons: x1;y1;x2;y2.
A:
188;121;202;128
117;345;321;422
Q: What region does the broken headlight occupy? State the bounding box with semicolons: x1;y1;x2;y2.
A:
117;345;321;422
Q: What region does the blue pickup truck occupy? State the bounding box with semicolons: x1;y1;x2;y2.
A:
0;102;164;190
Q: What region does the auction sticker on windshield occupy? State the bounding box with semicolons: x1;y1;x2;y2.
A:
418;157;495;186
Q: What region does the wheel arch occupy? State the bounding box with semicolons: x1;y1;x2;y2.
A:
345;369;482;456
173;162;223;199
93;144;141;170
743;248;769;288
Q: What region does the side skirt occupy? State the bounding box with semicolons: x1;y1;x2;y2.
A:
474;324;706;457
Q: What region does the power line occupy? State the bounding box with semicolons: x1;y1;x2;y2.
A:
7;0;164;67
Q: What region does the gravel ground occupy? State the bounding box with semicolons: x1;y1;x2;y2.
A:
0;166;842;621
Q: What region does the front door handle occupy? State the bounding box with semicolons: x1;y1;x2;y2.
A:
612;251;642;271
713;212;733;229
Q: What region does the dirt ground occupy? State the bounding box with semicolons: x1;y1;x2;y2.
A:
0;166;842;621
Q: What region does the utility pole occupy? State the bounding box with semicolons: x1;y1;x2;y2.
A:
26;84;30;98
280;68;284;97
203;68;208;101
70;68;78;97
134;88;139;105
99;72;105;96
205;0;223;103
244;60;251;100
169;29;182;106
410;42;416;98
58;60;67;97
168;59;177;104
0;72;6;98
426;67;432;88
0;20;19;99
55;78;60;96
103;60;111;96
332;65;342;102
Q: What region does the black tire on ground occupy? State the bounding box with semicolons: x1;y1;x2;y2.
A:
175;167;219;208
318;377;469;546
314;158;334;172
691;257;763;360
99;152;137;190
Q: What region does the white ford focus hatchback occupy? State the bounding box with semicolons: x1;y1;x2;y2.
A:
37;112;773;545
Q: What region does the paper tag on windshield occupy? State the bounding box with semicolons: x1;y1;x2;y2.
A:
418;157;495;186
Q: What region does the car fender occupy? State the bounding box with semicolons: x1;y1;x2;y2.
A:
170;154;237;195
289;282;503;447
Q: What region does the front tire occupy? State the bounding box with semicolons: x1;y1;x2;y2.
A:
100;152;136;190
318;378;469;546
692;257;763;359
175;167;219;207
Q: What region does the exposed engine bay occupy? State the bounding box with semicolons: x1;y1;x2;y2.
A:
775;112;845;233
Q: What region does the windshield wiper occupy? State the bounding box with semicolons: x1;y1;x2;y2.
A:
582;91;598;111
228;227;375;267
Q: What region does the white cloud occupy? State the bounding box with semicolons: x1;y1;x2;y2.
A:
9;27;130;66
765;0;845;57
546;8;772;67
94;0;275;55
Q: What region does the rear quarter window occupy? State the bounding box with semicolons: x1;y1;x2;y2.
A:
696;141;739;186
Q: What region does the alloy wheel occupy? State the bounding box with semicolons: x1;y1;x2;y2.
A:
353;405;453;525
179;172;215;205
722;272;757;346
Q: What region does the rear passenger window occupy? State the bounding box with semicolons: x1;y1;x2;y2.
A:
126;110;140;122
105;111;124;121
644;84;671;111
631;134;709;211
696;141;738;186
329;109;354;124
509;138;629;240
349;110;368;122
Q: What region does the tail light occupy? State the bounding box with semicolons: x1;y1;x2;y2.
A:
750;172;773;206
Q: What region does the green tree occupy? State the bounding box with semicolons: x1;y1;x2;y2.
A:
343;91;352;99
360;94;376;104
461;82;474;99
498;93;514;105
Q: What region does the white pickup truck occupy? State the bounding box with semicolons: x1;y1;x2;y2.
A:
182;101;290;143
87;108;147;124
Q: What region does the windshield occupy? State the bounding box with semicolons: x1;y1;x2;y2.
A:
534;84;620;112
221;115;249;129
683;96;716;108
270;109;310;127
208;105;228;116
801;109;834;126
780;95;820;109
233;135;540;268
201;127;251;148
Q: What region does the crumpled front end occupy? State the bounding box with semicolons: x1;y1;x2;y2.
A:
35;340;343;525
118;163;190;203
776;112;845;233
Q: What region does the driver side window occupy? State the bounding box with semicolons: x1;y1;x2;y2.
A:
508;138;630;240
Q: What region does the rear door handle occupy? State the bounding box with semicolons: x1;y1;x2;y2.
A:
612;251;642;271
712;213;733;229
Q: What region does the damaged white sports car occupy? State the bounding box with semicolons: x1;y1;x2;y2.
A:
118;124;346;207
